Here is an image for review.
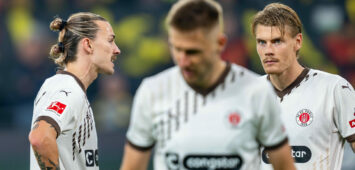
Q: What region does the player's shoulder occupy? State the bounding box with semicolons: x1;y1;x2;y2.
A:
230;64;272;93
308;68;348;86
39;73;86;102
310;69;342;79
230;63;264;82
230;63;260;79
44;74;82;92
251;77;274;95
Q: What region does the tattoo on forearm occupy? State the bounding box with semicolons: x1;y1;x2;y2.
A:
34;151;60;170
32;121;40;130
34;151;46;170
48;159;60;170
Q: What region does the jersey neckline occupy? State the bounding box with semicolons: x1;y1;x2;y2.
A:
187;62;231;96
268;68;310;101
56;70;86;92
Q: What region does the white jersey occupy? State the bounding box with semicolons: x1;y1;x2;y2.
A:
260;68;355;170
126;63;287;170
30;71;99;170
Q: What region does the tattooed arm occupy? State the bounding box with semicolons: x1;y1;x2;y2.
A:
29;120;60;170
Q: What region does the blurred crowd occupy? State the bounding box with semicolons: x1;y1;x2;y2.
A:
0;0;354;131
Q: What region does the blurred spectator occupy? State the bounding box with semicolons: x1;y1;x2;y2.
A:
221;8;248;67
9;20;55;129
323;21;355;87
323;21;355;66
345;0;355;23
93;74;132;131
114;13;171;78
311;4;344;33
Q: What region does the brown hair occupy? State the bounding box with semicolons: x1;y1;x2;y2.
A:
49;12;106;68
251;3;302;38
166;0;223;32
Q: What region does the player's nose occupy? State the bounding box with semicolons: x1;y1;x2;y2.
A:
264;43;274;56
179;53;191;67
113;44;121;55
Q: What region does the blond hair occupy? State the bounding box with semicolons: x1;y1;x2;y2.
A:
251;3;302;37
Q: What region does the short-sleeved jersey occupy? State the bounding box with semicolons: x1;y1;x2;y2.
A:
126;63;288;170
260;68;355;170
30;71;99;170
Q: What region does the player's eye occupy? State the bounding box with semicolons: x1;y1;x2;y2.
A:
272;39;281;44
171;46;182;53
257;40;266;45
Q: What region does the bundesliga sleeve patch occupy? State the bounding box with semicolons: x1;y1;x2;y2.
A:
47;101;67;115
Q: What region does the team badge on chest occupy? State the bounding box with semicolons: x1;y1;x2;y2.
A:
225;111;242;128
296;109;313;127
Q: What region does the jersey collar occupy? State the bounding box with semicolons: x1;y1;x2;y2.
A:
56;70;86;92
268;68;310;101
189;62;231;96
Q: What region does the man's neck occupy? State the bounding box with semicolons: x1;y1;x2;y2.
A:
204;60;226;89
188;60;227;96
269;63;304;91
65;58;97;91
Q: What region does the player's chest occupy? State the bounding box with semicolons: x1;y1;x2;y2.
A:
63;104;98;149
151;93;257;146
279;91;334;137
153;97;256;170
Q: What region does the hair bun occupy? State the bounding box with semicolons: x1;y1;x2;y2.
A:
58;20;67;31
57;42;65;52
50;17;66;31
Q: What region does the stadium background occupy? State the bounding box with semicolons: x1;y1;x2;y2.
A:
0;0;354;169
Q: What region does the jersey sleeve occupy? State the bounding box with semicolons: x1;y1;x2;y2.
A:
333;77;355;142
126;79;155;150
255;82;288;149
33;88;78;137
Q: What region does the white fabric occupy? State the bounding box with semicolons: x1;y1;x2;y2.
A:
127;64;287;170
260;69;355;170
30;73;99;170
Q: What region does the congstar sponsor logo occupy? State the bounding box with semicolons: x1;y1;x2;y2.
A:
85;149;98;167
165;153;179;170
165;153;243;170
183;155;242;170
262;146;311;164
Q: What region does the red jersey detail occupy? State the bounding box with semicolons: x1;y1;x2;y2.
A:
299;113;310;123
228;113;241;126
349;119;355;128
47;101;67;114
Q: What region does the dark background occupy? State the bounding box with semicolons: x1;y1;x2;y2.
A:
0;0;354;169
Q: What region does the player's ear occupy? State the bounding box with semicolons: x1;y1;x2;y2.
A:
217;33;227;53
82;38;93;54
294;33;302;52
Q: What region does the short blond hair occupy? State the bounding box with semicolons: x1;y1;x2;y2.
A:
251;3;302;38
